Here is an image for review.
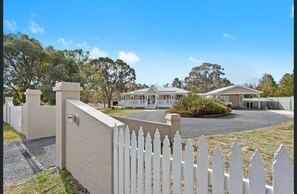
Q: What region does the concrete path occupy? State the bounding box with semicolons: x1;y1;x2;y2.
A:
267;110;294;117
4;137;55;184
126;109;289;138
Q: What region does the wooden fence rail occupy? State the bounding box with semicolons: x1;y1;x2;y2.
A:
113;126;293;194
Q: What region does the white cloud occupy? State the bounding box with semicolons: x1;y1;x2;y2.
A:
291;5;294;18
30;21;44;34
4;20;16;31
118;51;140;64
89;47;107;59
58;38;73;47
188;56;203;63
223;33;235;40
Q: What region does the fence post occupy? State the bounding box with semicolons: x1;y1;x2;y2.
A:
53;82;82;169
165;113;181;141
22;89;42;139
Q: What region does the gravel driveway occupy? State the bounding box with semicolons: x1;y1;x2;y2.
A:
126;109;288;138
4;137;56;184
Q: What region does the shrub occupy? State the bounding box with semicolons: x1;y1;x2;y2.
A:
167;95;231;117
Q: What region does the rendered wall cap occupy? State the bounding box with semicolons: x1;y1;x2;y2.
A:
25;89;42;95
67;99;124;128
5;97;13;102
53;82;83;92
165;113;181;120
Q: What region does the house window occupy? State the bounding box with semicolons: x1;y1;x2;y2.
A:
176;95;183;100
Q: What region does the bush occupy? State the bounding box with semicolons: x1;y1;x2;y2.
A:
167;95;231;117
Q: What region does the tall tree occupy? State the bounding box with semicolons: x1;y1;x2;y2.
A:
126;83;149;91
171;78;183;88
184;63;232;93
90;57;136;108
40;48;89;104
275;72;294;96
3;33;48;104
256;73;278;97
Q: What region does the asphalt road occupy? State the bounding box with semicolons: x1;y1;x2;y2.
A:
4;137;55;184
126;109;288;138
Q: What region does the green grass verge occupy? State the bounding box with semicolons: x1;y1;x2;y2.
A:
3;122;26;143
99;107;145;117
182;118;294;185
4;168;74;194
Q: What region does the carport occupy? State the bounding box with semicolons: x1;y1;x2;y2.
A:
204;85;263;109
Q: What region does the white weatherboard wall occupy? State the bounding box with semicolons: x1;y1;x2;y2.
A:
114;128;294;194
65;100;124;194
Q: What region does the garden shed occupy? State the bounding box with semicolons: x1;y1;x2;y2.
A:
204;85;263;109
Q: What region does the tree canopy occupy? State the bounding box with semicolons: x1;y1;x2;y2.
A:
256;73;278;97
274;73;294;96
171;78;183;88
184;63;232;93
90;57;136;108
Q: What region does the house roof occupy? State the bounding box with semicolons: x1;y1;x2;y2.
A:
204;85;263;96
121;85;189;95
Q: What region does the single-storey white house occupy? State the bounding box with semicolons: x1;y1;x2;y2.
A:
203;85;263;109
119;85;189;109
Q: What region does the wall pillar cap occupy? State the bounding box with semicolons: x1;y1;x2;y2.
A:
53;82;83;92
165;113;181;120
25;89;42;95
5;97;13;102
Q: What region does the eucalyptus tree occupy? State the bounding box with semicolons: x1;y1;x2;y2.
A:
90;57;136;108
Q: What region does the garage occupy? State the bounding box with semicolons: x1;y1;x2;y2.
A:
204;85;263;109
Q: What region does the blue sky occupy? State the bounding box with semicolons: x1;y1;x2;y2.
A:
4;0;294;86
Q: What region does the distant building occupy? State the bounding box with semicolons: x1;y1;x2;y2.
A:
119;85;189;109
203;85;263;109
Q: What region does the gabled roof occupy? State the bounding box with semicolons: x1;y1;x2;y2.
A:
121;85;189;95
204;85;262;95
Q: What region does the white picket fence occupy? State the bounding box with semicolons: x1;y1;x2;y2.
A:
113;126;293;194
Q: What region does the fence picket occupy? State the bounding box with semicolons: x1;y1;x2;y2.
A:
249;149;265;194
197;135;208;194
273;144;293;194
124;126;130;194
145;133;152;194
229;139;243;194
113;127;288;194
137;127;144;194
131;131;137;194
184;139;194;194
119;128;124;194
212;144;224;194
153;129;161;194
172;131;182;194
162;136;171;194
113;126;119;194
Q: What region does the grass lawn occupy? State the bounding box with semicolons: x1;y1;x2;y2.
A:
3;122;26;143
182;117;294;185
4;168;84;194
99;107;145;117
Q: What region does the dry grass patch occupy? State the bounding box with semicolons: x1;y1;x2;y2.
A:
3;122;26;143
182;118;294;185
4;168;89;194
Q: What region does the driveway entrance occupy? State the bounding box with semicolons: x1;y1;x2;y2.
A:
125;110;288;138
